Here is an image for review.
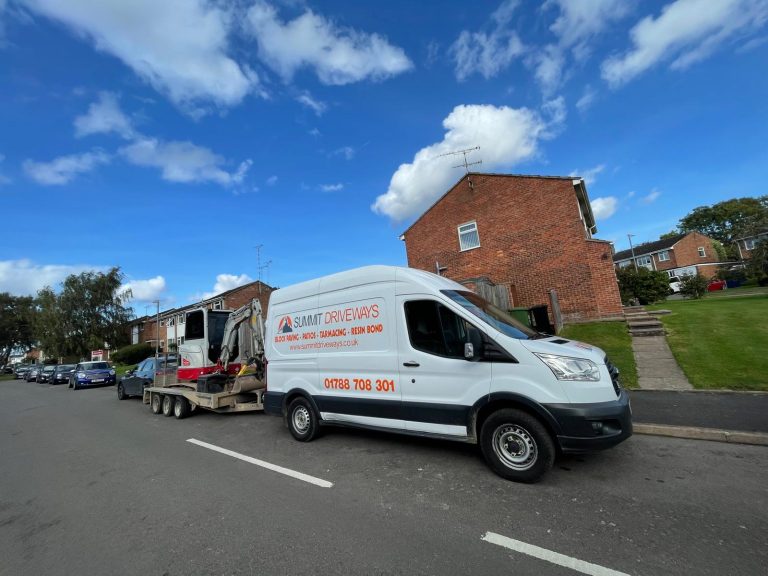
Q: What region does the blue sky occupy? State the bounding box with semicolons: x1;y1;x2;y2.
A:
1;0;767;312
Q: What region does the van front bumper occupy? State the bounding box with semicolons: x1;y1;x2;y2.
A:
544;389;633;453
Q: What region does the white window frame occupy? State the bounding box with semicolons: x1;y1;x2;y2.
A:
167;317;174;327
667;270;677;278
636;256;652;269
698;247;706;257
212;300;223;310
457;221;480;251
745;239;757;250
658;250;670;262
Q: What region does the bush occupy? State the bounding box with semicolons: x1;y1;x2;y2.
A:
616;266;671;305
111;342;153;365
679;273;709;299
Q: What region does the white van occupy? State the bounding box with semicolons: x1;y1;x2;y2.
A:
264;266;631;483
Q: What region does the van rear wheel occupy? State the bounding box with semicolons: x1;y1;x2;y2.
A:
161;395;175;417
287;397;320;442
480;408;554;483
174;396;191;419
150;393;163;414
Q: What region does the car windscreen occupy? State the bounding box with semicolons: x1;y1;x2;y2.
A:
43;365;55;372
83;362;110;370
57;364;75;371
441;290;538;340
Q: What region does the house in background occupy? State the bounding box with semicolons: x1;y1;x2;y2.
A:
401;173;623;323
612;232;723;279
734;230;767;260
128;280;274;352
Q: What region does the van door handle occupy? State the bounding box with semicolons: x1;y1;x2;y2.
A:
402;361;420;368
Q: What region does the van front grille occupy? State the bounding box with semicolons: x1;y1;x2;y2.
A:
605;356;621;397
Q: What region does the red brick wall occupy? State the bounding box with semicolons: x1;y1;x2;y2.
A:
223;282;272;316
403;174;623;322
672;232;720;277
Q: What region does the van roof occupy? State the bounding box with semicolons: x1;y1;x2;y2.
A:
269;265;466;306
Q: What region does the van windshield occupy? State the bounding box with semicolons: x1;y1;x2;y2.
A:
441;290;538;340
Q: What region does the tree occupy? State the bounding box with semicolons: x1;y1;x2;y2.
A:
678;196;768;248
0;293;36;366
35;267;133;360
747;240;768;284
659;230;680;240
679;273;708;299
616;267;671;305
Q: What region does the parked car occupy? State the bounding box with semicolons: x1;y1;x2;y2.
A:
25;366;42;382
36;364;56;383
69;361;116;390
2;365;14;374
707;279;727;291
668;276;681;294
14;365;30;379
118;356;178;400
51;364;76;385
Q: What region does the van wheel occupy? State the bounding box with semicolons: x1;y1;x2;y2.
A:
174;397;191;419
480;409;554;483
287;397;320;442
150;394;163;414
162;395;175;417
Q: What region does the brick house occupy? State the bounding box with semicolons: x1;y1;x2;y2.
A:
613;232;722;279
734;230;767;260
129;280;274;352
401;173;623;323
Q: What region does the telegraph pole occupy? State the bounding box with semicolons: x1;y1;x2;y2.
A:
154;300;160;364
627;234;638;271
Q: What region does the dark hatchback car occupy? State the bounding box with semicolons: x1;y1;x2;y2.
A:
52;364;76;385
118;356;177;399
36;365;56;383
14;366;30;379
69;361;116;390
25;366;42;382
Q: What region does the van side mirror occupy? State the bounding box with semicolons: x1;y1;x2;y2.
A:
464;343;475;359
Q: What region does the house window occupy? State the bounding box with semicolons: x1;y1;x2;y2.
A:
658;250;670;262
159;340;164;350
667;270;677;278
745;239;757;250
698;247;706;257
617;260;632;268
159;319;165;327
636;256;653;270
458;221;480;251
167;317;174;327
212;300;223;310
178;314;185;324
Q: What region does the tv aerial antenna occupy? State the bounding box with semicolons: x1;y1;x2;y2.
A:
254;244;272;294
436;146;482;189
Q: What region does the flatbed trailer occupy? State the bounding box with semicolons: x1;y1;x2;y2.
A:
142;372;264;419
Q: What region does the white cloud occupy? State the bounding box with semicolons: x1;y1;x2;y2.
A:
331;146;355;160
591;196;618;220
372;100;565;221
320;183;343;192
119;138;251;186
548;0;632;60
450;0;525;81
200;273;253;300
528;44;565;96
576;85;597;112
121;276;166;302
570;164;605;186
601;0;768;87
296;91;327;116
20;0;257;109
0;259;103;296
245;1;412;85
308;128;321;137
23;150;110;185
641;189;661;204
74;91;135;139
266;175;278;186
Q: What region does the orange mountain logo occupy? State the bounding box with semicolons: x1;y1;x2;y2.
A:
278;316;293;333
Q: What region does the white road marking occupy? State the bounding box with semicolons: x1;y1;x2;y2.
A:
187;438;333;488
481;531;631;576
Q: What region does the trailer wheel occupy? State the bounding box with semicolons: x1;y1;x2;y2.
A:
117;383;126;400
287;397;320;442
150;393;163;414
174;397;191;419
479;408;555;483
162;394;174;417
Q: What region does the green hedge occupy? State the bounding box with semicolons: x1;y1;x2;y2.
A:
111;342;153;365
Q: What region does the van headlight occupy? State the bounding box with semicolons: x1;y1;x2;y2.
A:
534;353;600;381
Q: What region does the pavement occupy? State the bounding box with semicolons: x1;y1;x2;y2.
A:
631;335;693;390
1;381;767;576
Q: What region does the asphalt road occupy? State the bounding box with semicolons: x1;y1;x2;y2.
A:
1;381;766;576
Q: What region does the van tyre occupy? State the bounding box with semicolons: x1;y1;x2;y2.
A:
174;396;191;419
150;394;163;414
162;394;175;417
480;409;554;483
287;397;320;442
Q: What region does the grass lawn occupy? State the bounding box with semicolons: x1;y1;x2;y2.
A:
0;373;14;382
559;322;638;389
648;294;768;390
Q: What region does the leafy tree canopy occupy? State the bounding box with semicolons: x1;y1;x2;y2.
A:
0;293;35;366
677;196;768;246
